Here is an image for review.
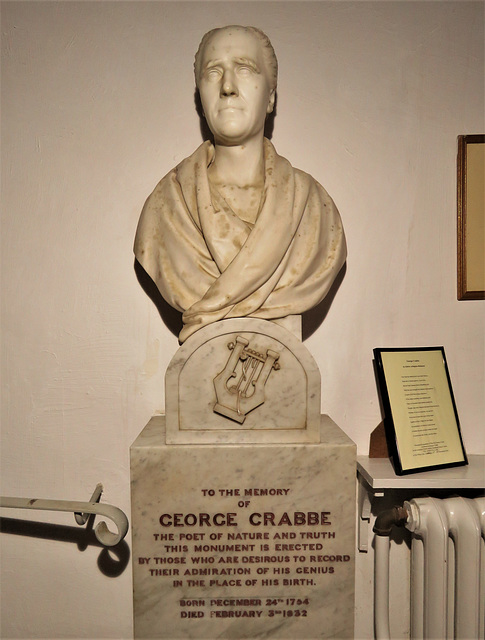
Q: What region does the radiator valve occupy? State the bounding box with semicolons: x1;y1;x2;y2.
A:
373;505;409;536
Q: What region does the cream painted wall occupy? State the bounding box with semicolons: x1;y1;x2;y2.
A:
1;2;483;639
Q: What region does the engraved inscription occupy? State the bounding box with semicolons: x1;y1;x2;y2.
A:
136;485;352;627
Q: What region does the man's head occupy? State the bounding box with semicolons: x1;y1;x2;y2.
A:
194;25;278;91
194;26;278;146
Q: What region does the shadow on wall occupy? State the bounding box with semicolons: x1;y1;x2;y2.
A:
302;262;347;340
0;517;130;577
135;259;184;339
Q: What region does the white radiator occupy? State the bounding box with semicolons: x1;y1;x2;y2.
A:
404;496;485;640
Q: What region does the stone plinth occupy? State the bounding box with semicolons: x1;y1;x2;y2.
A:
165;318;321;445
131;416;356;639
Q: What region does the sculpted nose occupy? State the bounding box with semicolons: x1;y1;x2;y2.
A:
221;70;238;97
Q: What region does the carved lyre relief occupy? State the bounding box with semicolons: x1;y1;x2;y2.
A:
213;336;280;424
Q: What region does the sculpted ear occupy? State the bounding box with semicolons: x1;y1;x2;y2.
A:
267;90;276;114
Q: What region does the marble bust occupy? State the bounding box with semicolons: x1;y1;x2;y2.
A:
134;25;346;342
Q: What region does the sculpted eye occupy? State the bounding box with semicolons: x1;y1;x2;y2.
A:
205;67;222;80
237;65;253;75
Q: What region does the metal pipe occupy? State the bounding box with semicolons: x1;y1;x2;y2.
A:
405;498;448;639
373;506;409;640
443;496;481;639
473;497;485;640
374;534;391;640
410;535;424;640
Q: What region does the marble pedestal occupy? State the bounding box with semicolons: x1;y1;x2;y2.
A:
131;416;356;639
165;319;322;445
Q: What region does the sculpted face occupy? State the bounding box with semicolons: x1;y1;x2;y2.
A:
197;27;275;146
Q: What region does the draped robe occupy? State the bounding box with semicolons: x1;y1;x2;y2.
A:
134;138;346;342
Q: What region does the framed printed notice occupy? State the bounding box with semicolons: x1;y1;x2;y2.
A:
373;347;467;475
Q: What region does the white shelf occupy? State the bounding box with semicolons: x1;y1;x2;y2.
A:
357;454;485;490
356;454;485;551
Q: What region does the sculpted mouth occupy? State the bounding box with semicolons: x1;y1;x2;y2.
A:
219;102;243;111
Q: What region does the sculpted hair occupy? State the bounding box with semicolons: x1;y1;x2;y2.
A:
194;25;278;90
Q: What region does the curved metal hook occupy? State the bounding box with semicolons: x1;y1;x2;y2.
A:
0;494;129;547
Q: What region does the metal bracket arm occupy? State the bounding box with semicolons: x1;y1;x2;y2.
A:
0;485;128;547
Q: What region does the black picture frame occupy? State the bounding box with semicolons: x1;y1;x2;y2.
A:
373;347;468;475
